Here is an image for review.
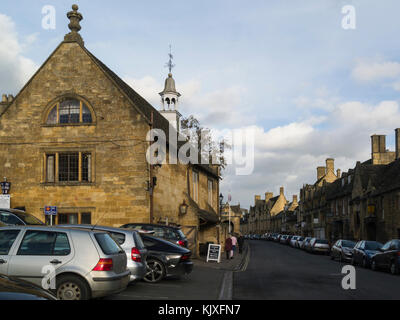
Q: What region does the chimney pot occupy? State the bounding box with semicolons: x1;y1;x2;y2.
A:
280;187;284;195
1;94;7;103
7;95;14;103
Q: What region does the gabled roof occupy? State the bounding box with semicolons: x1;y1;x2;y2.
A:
371;158;400;196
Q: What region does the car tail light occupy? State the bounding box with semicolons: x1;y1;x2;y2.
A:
177;240;186;247
131;247;142;262
93;258;113;271
180;253;191;261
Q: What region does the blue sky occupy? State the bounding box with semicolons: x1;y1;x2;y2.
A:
2;1;400;208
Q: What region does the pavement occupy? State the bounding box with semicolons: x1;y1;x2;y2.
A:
234;240;400;300
106;244;249;300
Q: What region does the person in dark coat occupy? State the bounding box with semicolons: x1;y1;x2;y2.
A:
225;237;233;260
238;234;244;254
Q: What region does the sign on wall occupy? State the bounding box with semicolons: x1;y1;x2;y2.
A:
0;181;11;195
44;206;58;216
206;244;221;263
0;195;10;209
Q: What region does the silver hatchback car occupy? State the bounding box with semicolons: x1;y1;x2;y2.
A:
0;226;130;300
59;225;148;282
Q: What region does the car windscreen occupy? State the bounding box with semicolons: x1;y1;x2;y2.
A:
364;242;382;250
299;237;304;241
94;233;123;255
13;212;44;225
316;239;329;244
342;240;356;248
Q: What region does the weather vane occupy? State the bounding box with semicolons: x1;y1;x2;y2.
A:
165;45;175;74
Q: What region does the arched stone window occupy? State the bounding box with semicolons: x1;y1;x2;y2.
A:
45;97;94;125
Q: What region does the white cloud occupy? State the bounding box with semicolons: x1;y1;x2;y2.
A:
124;75;253;127
352;59;400;82
0;14;37;94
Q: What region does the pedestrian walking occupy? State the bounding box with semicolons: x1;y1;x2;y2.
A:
231;234;238;259
238;233;244;254
225;236;233;260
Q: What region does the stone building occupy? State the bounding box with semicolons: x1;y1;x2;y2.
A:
299;158;341;238
0;5;220;255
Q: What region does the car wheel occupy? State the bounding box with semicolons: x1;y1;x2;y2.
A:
144;258;166;283
390;261;399;275
371;260;378;271
56;275;90;300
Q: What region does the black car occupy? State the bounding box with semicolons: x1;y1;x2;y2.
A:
330;239;356;262
141;234;193;283
0;209;44;226
352;240;383;268
371;239;400;275
121;223;188;248
0;274;56;300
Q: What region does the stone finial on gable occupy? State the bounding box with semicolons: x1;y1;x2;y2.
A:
64;4;84;46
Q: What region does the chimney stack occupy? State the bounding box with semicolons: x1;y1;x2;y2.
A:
255;195;261;204
7;95;14;103
265;192;273;201
326;158;335;174
337;169;341;178
1;94;7;103
371;134;386;154
396;129;400;160
280;187;284;196
317;166;326;180
292;195;298;204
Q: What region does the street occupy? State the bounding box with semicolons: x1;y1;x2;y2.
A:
234;240;400;300
106;264;228;300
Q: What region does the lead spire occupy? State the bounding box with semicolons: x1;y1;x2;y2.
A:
64;4;84;46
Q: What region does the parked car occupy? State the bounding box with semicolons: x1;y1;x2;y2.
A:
290;236;299;247
280;235;288;244
305;238;316;252
0;274;57;300
121;223;188;248
301;237;312;250
0;226;130;300
310;239;330;254
0;209;44;226
140;234;193;283
330;240;356;262
296;236;305;248
371;239;400;274
58;224;148;282
276;234;283;243
352;240;383;268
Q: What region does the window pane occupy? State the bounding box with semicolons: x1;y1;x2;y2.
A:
58;214;68;225
82;153;91;182
47;155;55;183
53;233;71;256
68;213;78;224
59;153;79;182
110;232;125;245
0;230;20;255
81;212;91;224
47;106;57;124
17;231;56;256
82;103;92;123
59;99;80;124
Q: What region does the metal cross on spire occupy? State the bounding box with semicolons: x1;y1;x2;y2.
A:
165;45;175;74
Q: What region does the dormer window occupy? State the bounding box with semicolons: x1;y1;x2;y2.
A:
46;98;93;125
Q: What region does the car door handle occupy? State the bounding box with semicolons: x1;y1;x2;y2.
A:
50;259;62;265
0;259;6;264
